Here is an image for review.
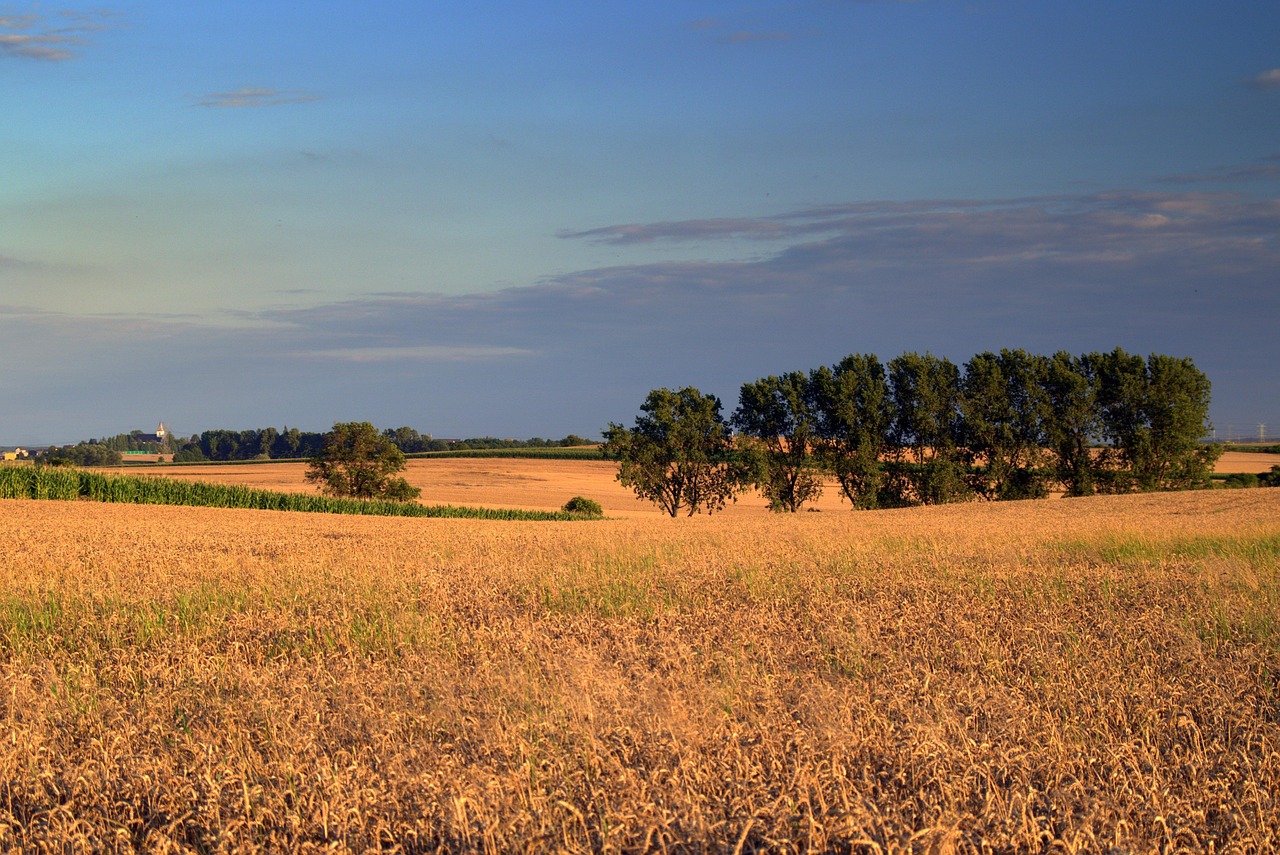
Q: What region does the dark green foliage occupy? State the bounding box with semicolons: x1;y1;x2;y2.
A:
809;355;896;509
562;496;604;517
43;442;122;467
1222;472;1259;489
887;353;971;505
1039;351;1099;497
197;427;326;461
960;350;1050;501
445;436;597;451
605;348;1218;512
306;422;421;501
172;445;207;463
1089;348;1219;492
1262;466;1280;487
732;372;823;512
603;387;748;517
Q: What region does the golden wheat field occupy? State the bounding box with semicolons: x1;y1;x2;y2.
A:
1;475;1278;852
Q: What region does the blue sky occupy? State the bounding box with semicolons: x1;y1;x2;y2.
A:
3;1;1278;445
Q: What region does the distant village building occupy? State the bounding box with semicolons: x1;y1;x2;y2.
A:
2;448;28;462
133;422;169;446
120;423;173;463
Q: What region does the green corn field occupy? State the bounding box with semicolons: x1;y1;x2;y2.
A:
0;465;591;521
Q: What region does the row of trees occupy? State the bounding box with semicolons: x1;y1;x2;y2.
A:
42;428;599;464
44;430;189;465
603;348;1220;516
185;428;594;461
42;426;597;469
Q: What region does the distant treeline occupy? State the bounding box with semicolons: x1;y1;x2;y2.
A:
41;427;596;466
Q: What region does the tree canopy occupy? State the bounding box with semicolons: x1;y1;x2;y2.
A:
304;422;421;502
732;372;823;512
602;387;747;517
608;349;1220;514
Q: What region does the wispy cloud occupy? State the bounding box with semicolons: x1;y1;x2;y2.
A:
558;193;1280;270
5;190;1277;439
721;30;792;45
686;16;793;45
0;9;115;61
558;218;798;244
300;345;536;363
1251;68;1280;89
1158;155;1280;185
193;87;322;108
259;190;1280;362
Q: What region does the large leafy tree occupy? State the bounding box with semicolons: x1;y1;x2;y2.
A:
732;371;823;512
809;354;895;509
1090;349;1218;492
960;349;1050;500
1142;354;1221;489
1039;351;1100;497
602;387;747;517
887;352;971;505
305;422;421;501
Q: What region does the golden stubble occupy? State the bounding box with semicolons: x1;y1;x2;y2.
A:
0;488;1277;851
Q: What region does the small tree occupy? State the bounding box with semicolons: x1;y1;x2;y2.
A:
602;387;747;517
305;422;421;501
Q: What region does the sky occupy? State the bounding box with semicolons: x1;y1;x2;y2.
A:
2;0;1278;445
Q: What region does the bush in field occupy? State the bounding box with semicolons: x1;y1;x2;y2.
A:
305;422;421;502
562;496;604;517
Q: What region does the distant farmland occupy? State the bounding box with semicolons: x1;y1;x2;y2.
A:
96;450;1280;517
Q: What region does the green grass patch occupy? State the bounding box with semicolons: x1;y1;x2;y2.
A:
1054;531;1280;566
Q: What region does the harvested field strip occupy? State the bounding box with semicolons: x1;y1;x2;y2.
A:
0;465;587;520
0;491;1277;851
409;447;603;460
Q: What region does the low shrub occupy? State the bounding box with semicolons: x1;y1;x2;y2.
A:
1223;472;1260;489
562;496;604;518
